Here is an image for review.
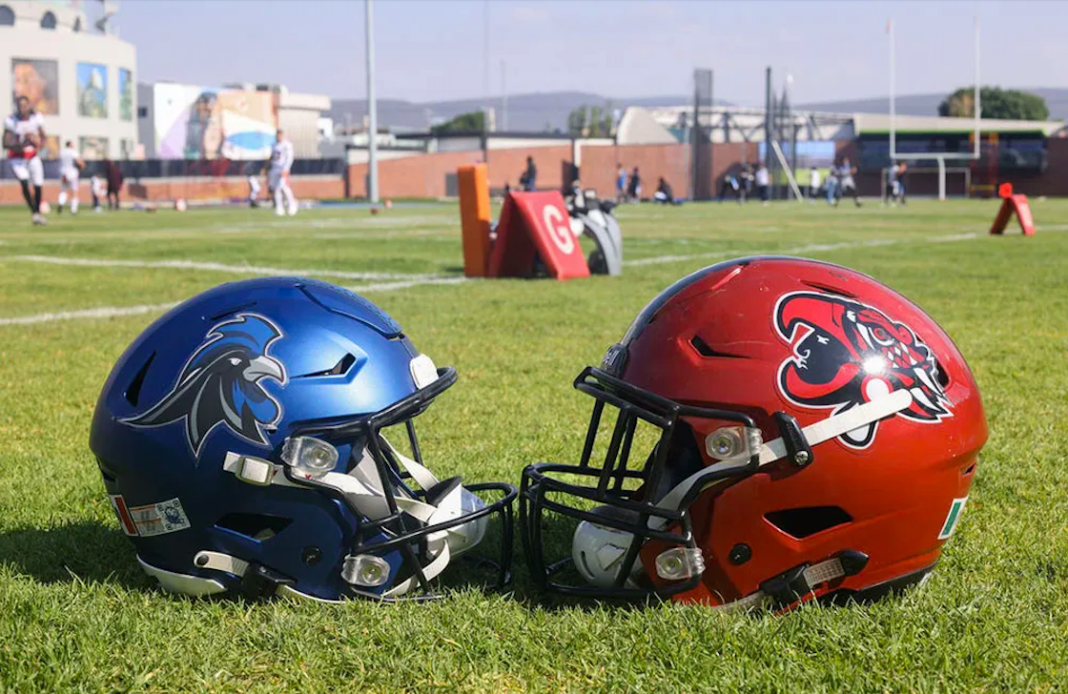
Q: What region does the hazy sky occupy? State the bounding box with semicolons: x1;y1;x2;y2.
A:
118;0;1068;106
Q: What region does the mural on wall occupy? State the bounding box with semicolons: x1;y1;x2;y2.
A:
79;136;109;160
12;59;59;115
153;84;276;160
41;135;60;160
119;68;133;121
77;62;108;118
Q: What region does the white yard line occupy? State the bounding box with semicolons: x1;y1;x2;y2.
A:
5;255;443;281
623;233;977;267
0;302;183;326
0;230;986;328
0;276;472;327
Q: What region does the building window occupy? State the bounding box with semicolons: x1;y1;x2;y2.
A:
0;5;14;26
137;106;148;118
73;17;81;32
40;11;56;29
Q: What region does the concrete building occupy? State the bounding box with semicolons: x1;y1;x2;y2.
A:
0;0;137;159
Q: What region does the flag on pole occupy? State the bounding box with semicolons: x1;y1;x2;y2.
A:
886;18;892;34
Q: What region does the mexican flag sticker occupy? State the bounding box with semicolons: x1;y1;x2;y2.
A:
938;497;968;539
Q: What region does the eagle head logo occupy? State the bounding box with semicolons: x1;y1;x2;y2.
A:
774;292;952;449
125;313;287;458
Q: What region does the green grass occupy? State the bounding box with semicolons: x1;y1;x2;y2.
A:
1;198;1067;693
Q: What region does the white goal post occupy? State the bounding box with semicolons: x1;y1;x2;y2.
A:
880;165;971;202
888;17;982;200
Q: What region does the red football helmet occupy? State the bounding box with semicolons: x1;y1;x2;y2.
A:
520;257;987;611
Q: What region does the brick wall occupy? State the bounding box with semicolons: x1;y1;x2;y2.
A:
7;137;1068;206
346;150;485;199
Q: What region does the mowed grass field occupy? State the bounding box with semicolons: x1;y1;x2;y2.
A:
1;198;1066;693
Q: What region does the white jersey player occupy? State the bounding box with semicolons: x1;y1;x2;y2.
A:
3;95;48;225
91;173;107;212
58;140;85;214
267;129;298;216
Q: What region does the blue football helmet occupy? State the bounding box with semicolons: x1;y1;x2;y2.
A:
90;277;515;601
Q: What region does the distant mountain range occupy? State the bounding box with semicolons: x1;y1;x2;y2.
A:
326;88;1068;134
326;92;720;133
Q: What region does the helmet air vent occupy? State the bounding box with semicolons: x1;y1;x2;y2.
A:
215;513;293;542
689;335;745;359
209;302;257;321
801;281;856;298
124;351;156;406
764;506;853;540
296;353;357;379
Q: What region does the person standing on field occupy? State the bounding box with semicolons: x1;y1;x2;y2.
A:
896;161;908;205
3;95;48;225
58;140;85;215
627;166;641;201
91;170;106;212
755;163;770;205
809;166;821;203
267;129;298;216
836;157;862;207
265;129;296;214
520;156;537;192
104;157;124;210
616;163;627;201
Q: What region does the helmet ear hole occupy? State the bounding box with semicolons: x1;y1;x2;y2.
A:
215;513;293;542
764;506;852;540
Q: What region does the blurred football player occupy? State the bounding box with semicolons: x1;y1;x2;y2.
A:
3;95;47;225
245;160;262;208
58;140;85;215
267;129;298;216
91;171;106;212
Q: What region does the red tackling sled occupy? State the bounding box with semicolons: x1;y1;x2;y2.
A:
990;183;1035;236
488;191;590;280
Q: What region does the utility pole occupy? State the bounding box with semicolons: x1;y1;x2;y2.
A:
501;60;508;131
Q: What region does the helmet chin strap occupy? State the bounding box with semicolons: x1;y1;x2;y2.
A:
214;437;484;598
654;389;914;516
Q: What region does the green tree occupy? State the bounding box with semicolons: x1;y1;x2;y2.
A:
566;104;614;137
938;87;1049;121
430;110;486;135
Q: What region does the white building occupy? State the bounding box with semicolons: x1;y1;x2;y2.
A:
0;0;137;159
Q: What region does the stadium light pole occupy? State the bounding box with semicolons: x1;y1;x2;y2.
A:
974;16;981;158
888;18;895;161
501;60;508;131
366;0;379;203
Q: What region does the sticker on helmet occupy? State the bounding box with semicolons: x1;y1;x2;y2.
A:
938;497;968;539
109;495;191;537
123;313;288;458
774;291;952;449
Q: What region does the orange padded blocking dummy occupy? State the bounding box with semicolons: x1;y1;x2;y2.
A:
990;183;1035;236
458;164;493;276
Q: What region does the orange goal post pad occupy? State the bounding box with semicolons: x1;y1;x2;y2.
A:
458;164;493;277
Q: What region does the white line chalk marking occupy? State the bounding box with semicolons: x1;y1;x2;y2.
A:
5;255;442;281
0;231;983;328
